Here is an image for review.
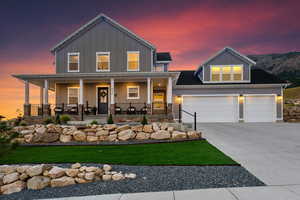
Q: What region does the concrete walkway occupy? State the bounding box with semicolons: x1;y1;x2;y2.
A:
46;185;300;200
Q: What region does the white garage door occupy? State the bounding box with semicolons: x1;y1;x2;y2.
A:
182;96;239;123
244;96;276;122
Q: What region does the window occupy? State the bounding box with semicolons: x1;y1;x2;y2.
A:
68;87;79;105
127;51;139;71
211;66;221;81
127;86;139;99
68;53;79;72
96;52;110;71
210;65;243;82
154;64;164;72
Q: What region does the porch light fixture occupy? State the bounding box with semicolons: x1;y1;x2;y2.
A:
175;96;182;104
239;94;244;102
277;95;283;102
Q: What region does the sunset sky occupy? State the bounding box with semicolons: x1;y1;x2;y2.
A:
1;0;300;119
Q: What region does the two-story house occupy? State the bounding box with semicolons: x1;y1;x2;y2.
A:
13;13;287;123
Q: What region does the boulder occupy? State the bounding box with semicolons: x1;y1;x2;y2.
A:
85;172;95;181
59;134;72;143
98;135;109;141
71;163;81;169
125;173;137;179
172;131;187;140
19;173;28;181
48;166;65;178
102;174;112;181
75;177;87;184
77;172;85;178
143;125;153;133
20;129;34;135
0;174;4;186
96;130;109;136
167;126;174;132
110;131;117;135
86;132;96;136
115;125;130;132
151;130;171;140
108;134;117;141
135;132;150;140
79;166;86;172
118;129;135;141
95;168;104;176
0;180;25;195
51;176;75;187
24;134;34;143
104;124;117;131
65;169;79;177
87;136;98;142
85;167;98;172
73;131;86;141
103;164;112;172
3;172;19;184
83;128;96;133
27;176;50;190
17;165;30;174
41;132;60;143
152;123;160;132
35;126;47;135
187;131;201;139
112;173;124;181
131;125;143;132
161;123;169;130
26;165;44;177
0;165;17;174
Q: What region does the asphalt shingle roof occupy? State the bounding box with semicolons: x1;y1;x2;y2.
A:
176;68;286;85
157;52;172;61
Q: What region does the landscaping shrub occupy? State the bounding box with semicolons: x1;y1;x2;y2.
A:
141;115;148;125
107;114;114;124
44;117;54;125
90;120;98;125
0;121;19;157
60;114;71;124
19;120;27;126
55;114;61;124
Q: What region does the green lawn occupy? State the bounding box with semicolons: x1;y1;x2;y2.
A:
0;140;237;165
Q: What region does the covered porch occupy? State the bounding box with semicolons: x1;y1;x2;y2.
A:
13;72;178;119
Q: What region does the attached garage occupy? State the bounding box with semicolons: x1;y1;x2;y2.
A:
182;95;239;123
244;95;276;122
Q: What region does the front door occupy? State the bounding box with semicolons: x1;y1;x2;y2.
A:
97;87;108;114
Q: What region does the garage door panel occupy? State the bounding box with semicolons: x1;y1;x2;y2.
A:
244;96;275;122
182;96;238;123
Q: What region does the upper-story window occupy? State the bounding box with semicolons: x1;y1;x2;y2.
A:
210;65;243;82
127;51;139;71
68;53;80;72
154;64;164;72
96;52;110;72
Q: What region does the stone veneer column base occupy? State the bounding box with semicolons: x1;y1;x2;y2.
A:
78;104;84;118
42;104;50;116
147;104;152;115
167;103;173;119
110;104;115;115
23;104;31;117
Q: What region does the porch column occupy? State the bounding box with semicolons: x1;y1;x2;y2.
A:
78;79;84;119
23;80;31;116
110;78;115;114
147;77;152;114
167;77;173;118
43;79;50;116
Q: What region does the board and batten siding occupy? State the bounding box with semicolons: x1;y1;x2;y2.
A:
203;50;251;82
55;21;153;73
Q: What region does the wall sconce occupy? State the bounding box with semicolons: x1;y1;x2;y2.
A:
239;94;244;102
175;96;182;104
277;95;283;102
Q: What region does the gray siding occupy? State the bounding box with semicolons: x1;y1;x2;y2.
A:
203;50;251;81
56;21;152;73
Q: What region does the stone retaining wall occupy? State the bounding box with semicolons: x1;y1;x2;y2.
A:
284;105;300;122
13;123;202;144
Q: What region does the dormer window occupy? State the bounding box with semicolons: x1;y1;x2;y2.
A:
68;53;80;72
210;65;243;82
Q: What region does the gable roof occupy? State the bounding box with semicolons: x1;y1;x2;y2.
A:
177;69;286;85
194;47;256;75
156;52;172;62
50;13;156;53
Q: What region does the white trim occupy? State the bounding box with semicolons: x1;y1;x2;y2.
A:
280;86;283;120
50;13;156;53
67;52;80;72
156;61;171;64
209;64;247;83
96;52;110;72
127;85;140;99
127;51;140;72
243;94;277;122
174;83;287;89
67;87;80;105
151;50;154;72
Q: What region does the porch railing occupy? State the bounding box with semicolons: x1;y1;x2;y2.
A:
178;104;197;131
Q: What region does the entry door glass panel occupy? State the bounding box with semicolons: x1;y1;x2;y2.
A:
153;92;165;110
98;88;108;114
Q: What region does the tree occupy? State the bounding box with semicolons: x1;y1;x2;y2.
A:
0;121;19;157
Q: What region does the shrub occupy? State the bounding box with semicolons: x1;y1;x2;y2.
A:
141;115;148;125
0;122;18;157
44;117;54;125
107;114;114;124
13;117;22;126
55;114;61;125
60;114;71;124
19;120;27;126
90;120;98;125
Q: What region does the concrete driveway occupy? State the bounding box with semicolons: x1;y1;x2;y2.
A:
199;123;300;185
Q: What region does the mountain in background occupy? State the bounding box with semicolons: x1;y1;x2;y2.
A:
248;52;300;87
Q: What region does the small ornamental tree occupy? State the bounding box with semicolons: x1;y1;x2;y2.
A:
107;114;114;124
0;121;19;157
90;120;98;125
141;115;148;125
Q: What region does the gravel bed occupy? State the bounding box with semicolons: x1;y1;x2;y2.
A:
1;164;265;200
20;138;205;147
